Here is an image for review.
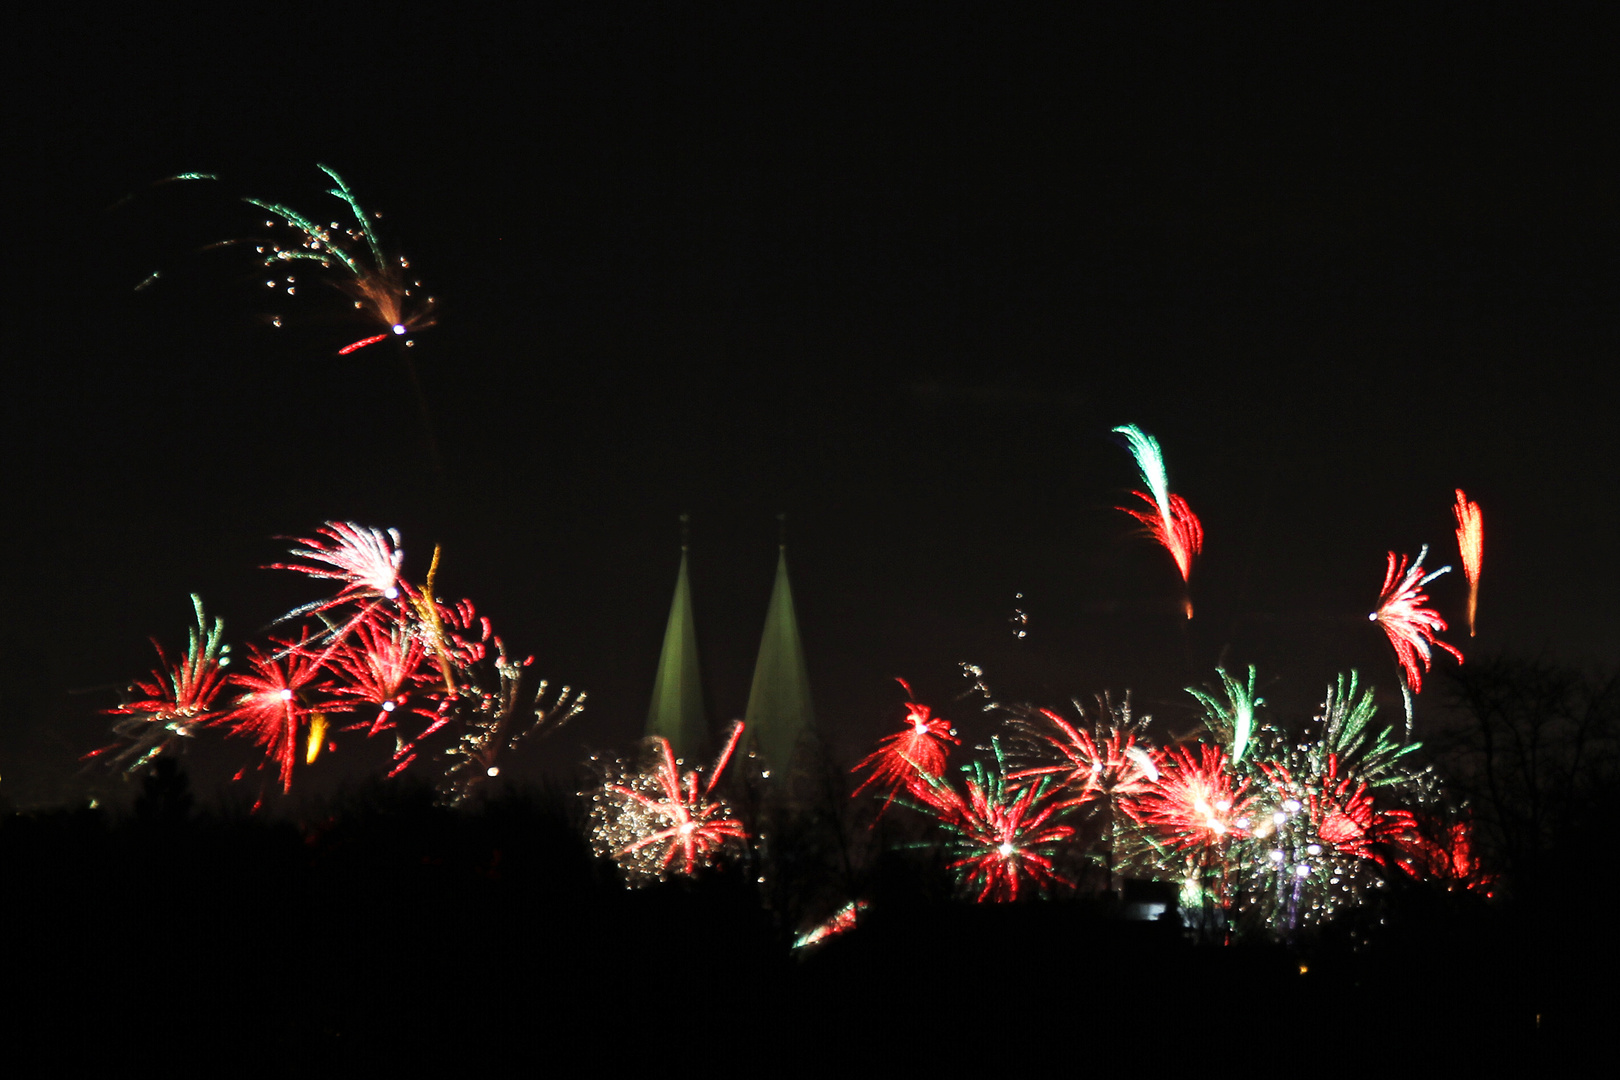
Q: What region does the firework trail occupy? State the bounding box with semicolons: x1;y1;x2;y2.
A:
239;165;436;354
851;678;959;820
1370;545;1463;732
1112;424;1203;617
590;722;750;886
914;740;1075;902
1452;490;1483;637
92;596;230;773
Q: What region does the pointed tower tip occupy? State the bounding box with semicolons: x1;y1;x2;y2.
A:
679;512;691;552
647;537;705;758
746;533;814;776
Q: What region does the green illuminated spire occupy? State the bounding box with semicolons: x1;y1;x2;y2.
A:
745;529;814;777
647;518;706;759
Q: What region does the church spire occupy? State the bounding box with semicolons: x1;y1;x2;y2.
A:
744;516;814;776
647;514;706;759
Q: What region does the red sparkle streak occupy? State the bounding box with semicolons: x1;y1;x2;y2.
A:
851;678;959;819
1371;546;1463;695
610;723;750;877
793;900;870;949
1118;490;1203;617
1453;490;1483;637
337;333;390;355
1126;744;1251;853
216;640;329;792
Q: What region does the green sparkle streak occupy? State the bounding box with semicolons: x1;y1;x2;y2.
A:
1112;424;1171;523
243;197;362;276
319;164;388;273
1188;666;1260;765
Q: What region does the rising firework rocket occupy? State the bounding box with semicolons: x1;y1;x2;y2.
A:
1452;490;1482;637
1112;424;1203;618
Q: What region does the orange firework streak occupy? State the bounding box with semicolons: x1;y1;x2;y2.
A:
1452;490;1482;637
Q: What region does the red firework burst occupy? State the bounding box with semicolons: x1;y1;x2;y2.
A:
215;638;330;791
1127;744;1251;853
325;612;434;737
1008;706;1161;810
851;678;959;818
1394;818;1494;893
921;749;1075;902
1265;756;1417;863
1371;545;1463;694
598;722;751;881
95;596;230;771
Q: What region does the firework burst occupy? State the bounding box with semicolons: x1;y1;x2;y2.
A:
93;596;230;773
240;165;436;354
1127;744;1252;855
215;637;331;792
591;722;750;886
851;678;959;819
1452;489;1483;637
1003;695;1159;809
1112;424;1203;617
1370;546;1463;727
271;522;406;613
325;615;433;743
914;741;1075;902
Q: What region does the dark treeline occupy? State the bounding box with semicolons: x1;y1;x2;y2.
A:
6;655;1617;1067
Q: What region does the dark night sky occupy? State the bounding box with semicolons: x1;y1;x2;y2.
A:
4;3;1617;805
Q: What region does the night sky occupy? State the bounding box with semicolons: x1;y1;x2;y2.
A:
6;3;1617;806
